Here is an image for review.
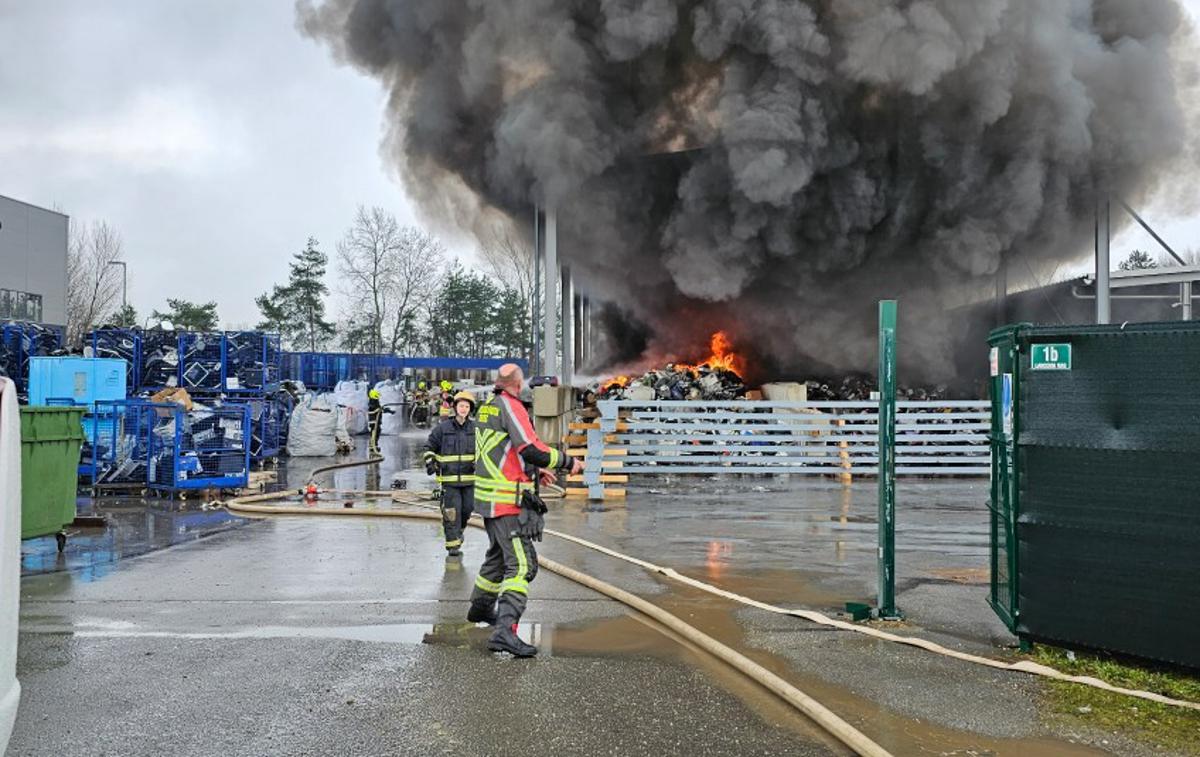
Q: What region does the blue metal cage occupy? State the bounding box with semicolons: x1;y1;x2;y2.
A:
244;393;292;461
1;320;66;395
225;332;281;394
90;329;141;395
92;399;250;492
179;332;225;394
139;330;180;391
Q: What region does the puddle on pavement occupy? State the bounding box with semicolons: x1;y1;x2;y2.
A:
630;584;1109;757
18;619;630;660
683;565;851;609
20;500;250;580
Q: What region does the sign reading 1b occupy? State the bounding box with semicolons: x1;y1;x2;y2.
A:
1030;343;1072;371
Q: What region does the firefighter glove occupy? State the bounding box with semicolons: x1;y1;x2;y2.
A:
516;508;544;542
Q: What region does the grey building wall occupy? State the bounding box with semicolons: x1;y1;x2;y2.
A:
0;195;69;326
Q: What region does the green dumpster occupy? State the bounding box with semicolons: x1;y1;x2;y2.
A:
19;406;85;541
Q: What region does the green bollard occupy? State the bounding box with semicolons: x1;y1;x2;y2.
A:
877;300;902;620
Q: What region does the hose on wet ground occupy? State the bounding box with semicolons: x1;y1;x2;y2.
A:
224;489;889;756
306;455;386;483
223;487;1200;720
302;454;566;499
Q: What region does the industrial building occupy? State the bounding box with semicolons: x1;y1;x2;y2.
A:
0;194;68;326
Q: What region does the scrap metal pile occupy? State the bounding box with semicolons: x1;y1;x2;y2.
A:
803;376;951;402
598;364;745;401
597;331;747;401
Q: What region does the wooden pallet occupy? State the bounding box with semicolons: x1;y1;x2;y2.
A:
564;487;626;499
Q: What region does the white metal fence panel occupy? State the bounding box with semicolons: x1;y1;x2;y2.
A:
583;400;990;498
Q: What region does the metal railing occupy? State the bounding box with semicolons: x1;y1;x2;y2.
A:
580;400;989;499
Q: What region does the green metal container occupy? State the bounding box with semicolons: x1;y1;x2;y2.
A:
19;406;85;540
987;321;1200;668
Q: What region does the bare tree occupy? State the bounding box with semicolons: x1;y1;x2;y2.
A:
337;206;399;355
336;205;445;356
388;226;444;355
66;220;125;347
479;227;535;360
479;228;535;309
1156;247;1200;267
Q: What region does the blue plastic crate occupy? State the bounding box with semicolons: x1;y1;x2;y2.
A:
28;357;127;409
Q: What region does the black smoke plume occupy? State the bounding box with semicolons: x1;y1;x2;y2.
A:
299;0;1195;383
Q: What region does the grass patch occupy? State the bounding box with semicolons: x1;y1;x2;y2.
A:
1031;645;1200;753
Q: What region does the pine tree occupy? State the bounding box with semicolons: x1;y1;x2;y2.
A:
1119;250;1157;271
256;238;336;350
152;299;219;331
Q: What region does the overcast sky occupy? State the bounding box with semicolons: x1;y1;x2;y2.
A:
3;1;1200;327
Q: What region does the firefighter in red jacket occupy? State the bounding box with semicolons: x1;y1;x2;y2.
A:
466;363;582;657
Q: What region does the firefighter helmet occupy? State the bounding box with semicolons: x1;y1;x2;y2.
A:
453;390;476;413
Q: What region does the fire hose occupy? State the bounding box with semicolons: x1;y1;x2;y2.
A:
227;458;1200;752
224;488;889;757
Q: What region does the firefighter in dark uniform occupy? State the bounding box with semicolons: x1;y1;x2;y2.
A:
466;364;582;657
367;388;394;455
423;391;477;556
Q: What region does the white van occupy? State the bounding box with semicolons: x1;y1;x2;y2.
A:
0;376;21;753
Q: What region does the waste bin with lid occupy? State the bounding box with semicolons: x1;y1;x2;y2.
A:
20;406;85;549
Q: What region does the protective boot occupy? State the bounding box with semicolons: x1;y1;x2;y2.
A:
487;624;537;657
466;603;497;625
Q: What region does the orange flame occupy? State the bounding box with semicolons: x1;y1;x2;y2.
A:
601;374;632;393
599;331;746;393
678;331;746;378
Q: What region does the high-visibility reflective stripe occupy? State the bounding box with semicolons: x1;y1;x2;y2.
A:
474;490;524;504
445;538;463;548
547;447;560;469
437;475;476;483
473;482;531;497
512;536;529;585
499;577;528;595
435;454;474;463
476;429;508;483
474;480;532;491
475;576;501;594
422;450;435;459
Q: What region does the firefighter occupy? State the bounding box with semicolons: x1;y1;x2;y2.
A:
423;391;477;557
466;364;583;657
437;380;454;418
367;387;394;455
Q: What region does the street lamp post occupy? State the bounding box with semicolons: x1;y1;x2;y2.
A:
107;261;127;325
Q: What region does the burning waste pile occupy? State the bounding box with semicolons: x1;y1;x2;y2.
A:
597;332;746;401
804;377;951;402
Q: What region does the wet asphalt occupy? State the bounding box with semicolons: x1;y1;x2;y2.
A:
10;431;1160;756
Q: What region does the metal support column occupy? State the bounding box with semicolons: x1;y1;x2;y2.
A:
1184;282;1194;321
542;208;558;377
532;207;542;374
561;265;574;384
573;293;584;372
994;256;1007;327
877;300;901;620
582;297;591;367
1096;197;1111;325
